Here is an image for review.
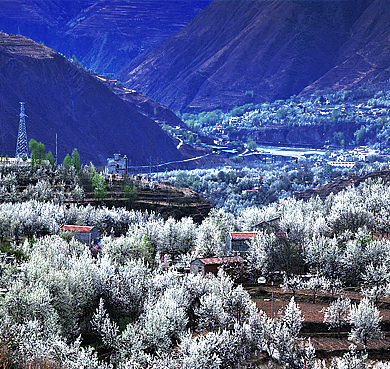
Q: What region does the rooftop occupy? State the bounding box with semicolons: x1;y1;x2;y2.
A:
198;256;244;265
61;225;95;232
229;232;258;240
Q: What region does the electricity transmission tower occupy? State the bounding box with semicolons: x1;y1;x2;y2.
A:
15;102;29;159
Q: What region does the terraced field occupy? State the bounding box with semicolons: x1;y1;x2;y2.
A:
66;177;212;223
250;285;390;359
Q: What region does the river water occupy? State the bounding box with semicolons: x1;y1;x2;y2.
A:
257;146;327;159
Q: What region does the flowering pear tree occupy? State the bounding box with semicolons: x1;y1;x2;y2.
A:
323;297;351;337
304;275;330;304
361;262;390;304
282;274;302;298
348;298;382;347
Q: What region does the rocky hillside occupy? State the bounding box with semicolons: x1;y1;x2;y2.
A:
0;0;211;75
98;76;186;129
294;169;390;201
119;0;390;112
0;32;182;166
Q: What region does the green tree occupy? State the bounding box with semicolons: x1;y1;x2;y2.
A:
332;109;340;122
45;151;55;166
29;139;46;166
323;163;333;179
333;131;344;146
175;172;189;187
276;107;287;120
342;90;352;101
355;126;367;145
123;184;138;205
246;138;257;150
140;234;154;263
71;148;81;172
230;106;244;117
92;173;107;201
63;153;72;169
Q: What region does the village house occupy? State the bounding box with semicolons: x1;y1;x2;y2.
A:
106;153;128;176
60;225;100;245
328;161;355;169
225;232;258;255
190;256;244;277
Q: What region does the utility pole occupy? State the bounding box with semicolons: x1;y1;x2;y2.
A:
15;102;29;159
55;133;58;165
271;281;274;319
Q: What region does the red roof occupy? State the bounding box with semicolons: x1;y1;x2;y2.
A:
199;256;244;265
276;231;288;239
229;232;258;240
61;225;94;232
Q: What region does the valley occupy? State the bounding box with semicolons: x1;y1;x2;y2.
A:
1;1;390;368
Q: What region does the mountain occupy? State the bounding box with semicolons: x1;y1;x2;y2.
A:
0;32;183;166
0;0;211;75
301;0;390;95
98;76;187;129
118;0;390;112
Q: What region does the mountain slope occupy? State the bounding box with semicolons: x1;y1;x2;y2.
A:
0;32;182;166
301;0;390;95
118;0;385;112
98;75;186;129
0;0;211;75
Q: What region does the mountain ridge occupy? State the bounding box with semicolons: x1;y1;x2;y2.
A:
0;0;211;75
118;0;390;113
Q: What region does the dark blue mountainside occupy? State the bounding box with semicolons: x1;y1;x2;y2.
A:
0;32;183;166
118;0;390;112
0;0;211;75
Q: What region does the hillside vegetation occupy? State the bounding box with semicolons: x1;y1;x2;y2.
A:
178;80;390;150
0;161;211;225
2;163;390;366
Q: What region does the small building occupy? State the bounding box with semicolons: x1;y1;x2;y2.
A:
190;256;244;276
276;231;288;239
106;153;128;175
225;232;258;255
60;225;100;245
327;161;355;169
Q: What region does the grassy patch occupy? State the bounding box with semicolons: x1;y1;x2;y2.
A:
0;241;28;261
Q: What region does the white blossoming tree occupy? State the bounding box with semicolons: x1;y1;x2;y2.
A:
348;298;382;347
323;297;351;337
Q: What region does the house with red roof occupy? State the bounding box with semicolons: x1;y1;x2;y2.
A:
225;232;258;255
60;225;100;245
190;256;244;276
